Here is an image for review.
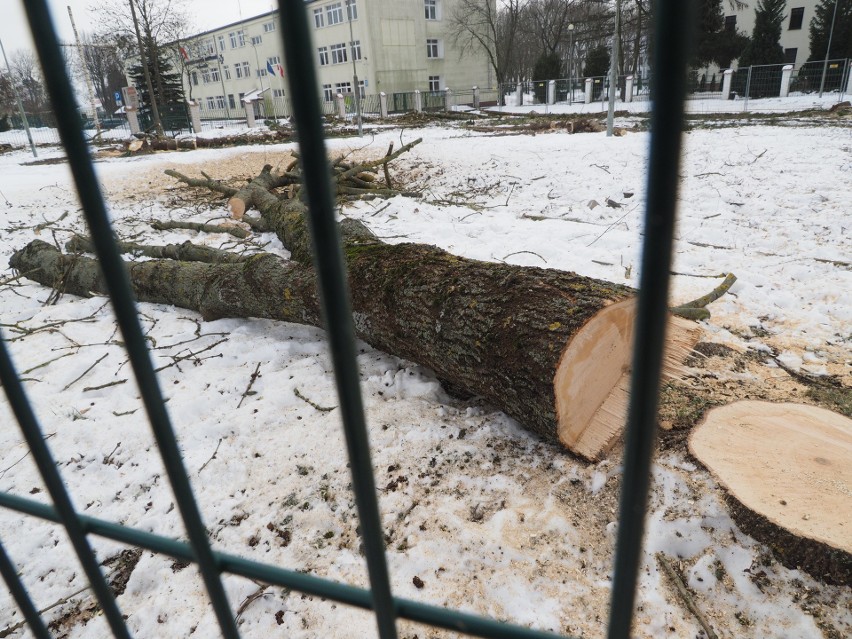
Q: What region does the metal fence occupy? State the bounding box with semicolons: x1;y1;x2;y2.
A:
5;1;690;636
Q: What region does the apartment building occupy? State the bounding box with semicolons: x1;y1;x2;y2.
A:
174;0;491;115
726;1;820;66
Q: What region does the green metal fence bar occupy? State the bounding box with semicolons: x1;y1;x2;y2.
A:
277;1;398;638
605;1;696;639
0;538;51;639
0;492;572;639
0;331;131;639
21;2;240;637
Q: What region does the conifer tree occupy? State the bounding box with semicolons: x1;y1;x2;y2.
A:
738;0;786;67
808;0;852;61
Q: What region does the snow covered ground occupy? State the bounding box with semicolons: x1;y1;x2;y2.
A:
0;116;849;638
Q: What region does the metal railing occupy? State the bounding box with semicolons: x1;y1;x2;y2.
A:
1;0;696;637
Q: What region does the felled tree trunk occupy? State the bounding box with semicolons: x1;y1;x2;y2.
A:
689;401;851;586
10;157;702;460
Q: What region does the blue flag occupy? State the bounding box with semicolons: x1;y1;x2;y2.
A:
266;61;275;76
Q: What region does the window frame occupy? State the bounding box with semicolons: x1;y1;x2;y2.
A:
428;75;441;91
318;46;329;66
425;0;438;21
330;42;348;65
788;7;804;30
314;8;325;28
426;38;440;59
327;2;344;25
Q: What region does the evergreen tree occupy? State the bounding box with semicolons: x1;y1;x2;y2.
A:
532;52;562;81
738;0;786;67
584;45;610;77
128;38;185;113
808;0;852;61
692;0;751;68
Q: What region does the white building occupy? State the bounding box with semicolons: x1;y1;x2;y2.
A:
726;0;820;66
173;0;492;118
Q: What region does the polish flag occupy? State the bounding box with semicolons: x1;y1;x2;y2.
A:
179;46;189;62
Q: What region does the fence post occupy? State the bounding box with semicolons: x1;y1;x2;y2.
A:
472;86;480;109
625;75;634;103
780;64;794;98
547;80;555;105
721;68;734;100
335;93;346;118
444;88;452;112
846;61;852;97
379;91;388;118
187;100;202;134
244;100;256;127
584;78;592;103
516;82;523;106
414;89;422;113
125;105;141;135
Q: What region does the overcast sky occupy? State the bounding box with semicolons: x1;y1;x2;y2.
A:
2;0;278;58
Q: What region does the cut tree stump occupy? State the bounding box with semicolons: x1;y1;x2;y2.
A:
689;401;852;585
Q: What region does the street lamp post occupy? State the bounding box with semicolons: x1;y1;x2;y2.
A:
568;23;575;103
346;0;364;136
818;0;839;98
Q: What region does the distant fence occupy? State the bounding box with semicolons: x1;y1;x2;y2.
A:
2;59;850;151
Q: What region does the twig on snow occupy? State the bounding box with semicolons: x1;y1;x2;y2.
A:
656;553;719;639
237;363;262;408
294;387;336;412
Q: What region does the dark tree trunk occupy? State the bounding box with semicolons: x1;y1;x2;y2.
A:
9;159;702;459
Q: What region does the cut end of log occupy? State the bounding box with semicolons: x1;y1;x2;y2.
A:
553;299;701;460
229;197;246;220
689;401;852;585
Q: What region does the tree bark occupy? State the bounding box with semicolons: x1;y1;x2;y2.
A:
9;157;704;460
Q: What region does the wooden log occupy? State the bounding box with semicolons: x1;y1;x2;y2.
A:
10;239;698;459
689;401;852;585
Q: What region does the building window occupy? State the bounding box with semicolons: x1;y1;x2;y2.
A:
210;67;220;82
235;61;250;78
273;88;285;97
228;94;236;109
203;39;215;56
789;7;804;30
323;84;333;101
223;67;231;80
216;95;226;109
229;31;237;48
206;96;216;110
425;0;438;20
191;71;198;86
724;15;736;31
318;46;329;66
251;35;262;46
426;38;440;59
330;43;348;64
429;75;440;91
268;55;281;66
314;8;324;28
358;79;365;98
256;68;265;77
784;47;798;64
350;40;362;61
201;68;211;83
263;21;276;32
327;2;344;25
238;92;245;104
346;0;358;20
217;35;225;52
335;81;352;94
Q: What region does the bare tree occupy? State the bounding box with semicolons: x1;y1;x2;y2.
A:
78;33;129;116
93;0;190;103
447;0;527;87
9;51;47;114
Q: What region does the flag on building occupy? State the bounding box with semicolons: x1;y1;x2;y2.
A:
276;64;285;77
179;46;189;62
266;61;275;76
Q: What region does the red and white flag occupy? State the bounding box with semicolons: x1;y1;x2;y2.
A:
179;46;189;62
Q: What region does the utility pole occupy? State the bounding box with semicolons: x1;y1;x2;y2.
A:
568;23;575;103
607;0;620;136
0;37;37;157
67;5;101;137
818;0;839;98
346;0;363;136
128;0;163;136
